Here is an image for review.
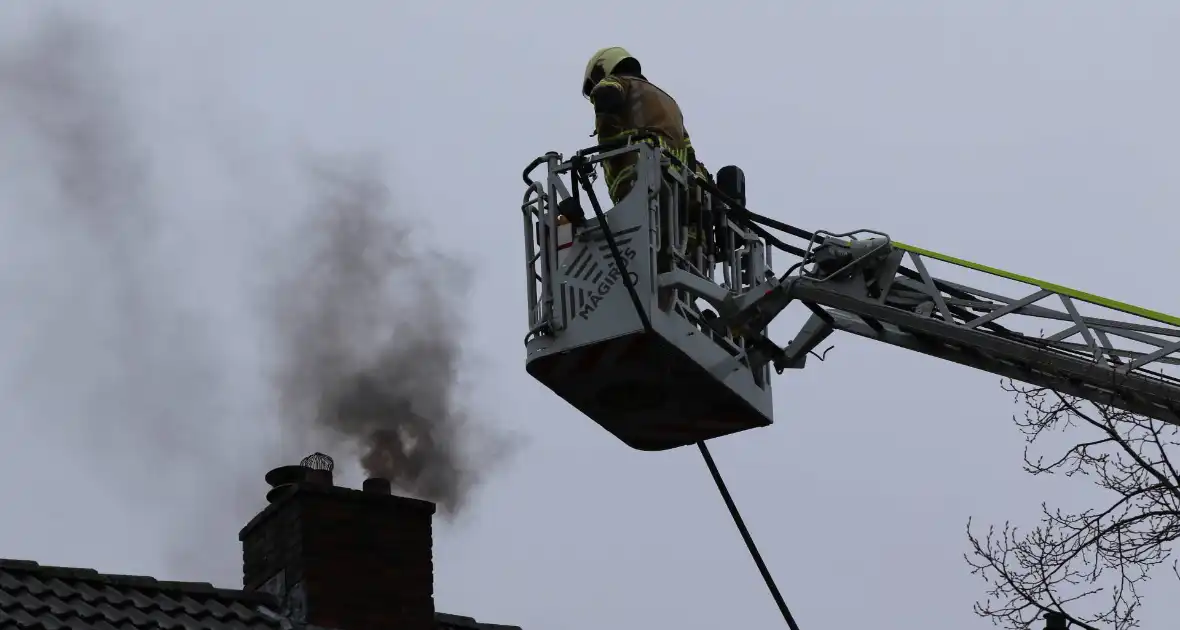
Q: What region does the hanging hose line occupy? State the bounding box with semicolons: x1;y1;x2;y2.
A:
555;144;803;628
697;441;803;630
570;157;651;333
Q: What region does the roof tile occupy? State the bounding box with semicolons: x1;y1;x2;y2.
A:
0;560;281;630
1;558;521;629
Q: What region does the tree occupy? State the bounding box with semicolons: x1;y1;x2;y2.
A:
965;380;1180;630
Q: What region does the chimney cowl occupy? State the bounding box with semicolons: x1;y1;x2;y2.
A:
264;465;308;489
362;477;392;495
262;457;334;504
264;485;296;504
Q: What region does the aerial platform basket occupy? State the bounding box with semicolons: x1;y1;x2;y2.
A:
520;142;775;450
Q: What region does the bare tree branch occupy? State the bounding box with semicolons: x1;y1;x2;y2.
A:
965;380;1180;629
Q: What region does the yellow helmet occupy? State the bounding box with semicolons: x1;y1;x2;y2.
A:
582;46;641;98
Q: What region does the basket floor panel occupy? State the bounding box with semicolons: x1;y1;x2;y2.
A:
527;331;772;450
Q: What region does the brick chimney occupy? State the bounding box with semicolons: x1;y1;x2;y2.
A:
239;453;436;630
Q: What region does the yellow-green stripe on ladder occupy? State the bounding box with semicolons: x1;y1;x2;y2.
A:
892;241;1180;329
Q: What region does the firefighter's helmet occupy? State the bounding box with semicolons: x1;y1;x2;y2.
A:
582;47;641;98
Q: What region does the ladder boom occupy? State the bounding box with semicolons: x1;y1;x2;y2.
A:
758;235;1180;424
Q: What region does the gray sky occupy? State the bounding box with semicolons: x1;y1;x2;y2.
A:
0;2;1177;628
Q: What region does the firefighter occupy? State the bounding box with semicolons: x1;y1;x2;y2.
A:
578;47;711;245
580;47;701;202
577;47;717;313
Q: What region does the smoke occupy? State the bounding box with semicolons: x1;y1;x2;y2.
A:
268;158;505;516
0;8;509;580
0;12;226;471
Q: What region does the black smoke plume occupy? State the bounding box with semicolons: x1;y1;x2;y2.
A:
268;158;505;517
0;12;222;469
0;11;256;581
0;11;509;588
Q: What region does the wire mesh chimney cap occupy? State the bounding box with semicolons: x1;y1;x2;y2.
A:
300;452;335;472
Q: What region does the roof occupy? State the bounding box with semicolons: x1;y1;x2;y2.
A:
0;559;282;630
0;560;521;630
435;613;521;630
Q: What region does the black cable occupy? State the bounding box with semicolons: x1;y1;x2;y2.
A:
561;145;803;628
570;159;652;333
685;172;1019;338
780;260;806;282
697;441;803;630
568;142;813;260
522;155;547;186
681;167;813;259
